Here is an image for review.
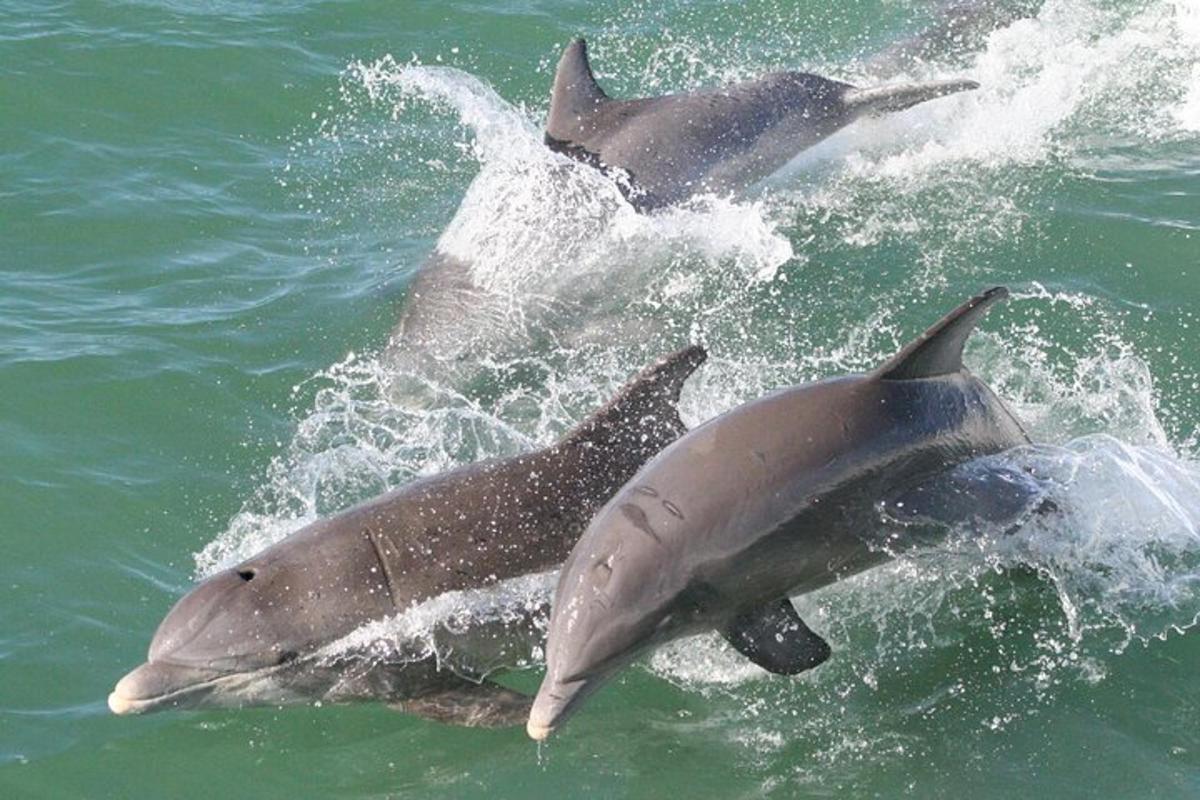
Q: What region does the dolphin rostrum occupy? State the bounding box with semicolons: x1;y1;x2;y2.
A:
109;345;706;727
545;39;979;211
528;288;1039;739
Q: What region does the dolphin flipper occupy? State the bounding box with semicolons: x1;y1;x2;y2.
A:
722;598;832;675
842;78;979;116
390;679;532;728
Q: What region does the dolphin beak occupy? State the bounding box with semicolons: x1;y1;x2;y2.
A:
526;719;554;741
108;660;225;715
526;676;600;741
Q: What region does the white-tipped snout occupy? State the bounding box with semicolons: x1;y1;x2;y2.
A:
107;660;226;715
526;719;554;741
107;688;139;716
527;674;597;741
526;685;565;741
108;663;162;715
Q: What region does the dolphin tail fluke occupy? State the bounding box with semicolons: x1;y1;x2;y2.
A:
843;78;979;116
560;344;707;452
875;286;1009;380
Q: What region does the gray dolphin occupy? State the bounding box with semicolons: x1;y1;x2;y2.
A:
545;39;980;210
384;33;983;371
109;345;706;727
528;288;1037;739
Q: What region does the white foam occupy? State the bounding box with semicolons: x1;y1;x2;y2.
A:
321;571;556;677
1170;0;1200;131
762;0;1200;253
1175;62;1200;133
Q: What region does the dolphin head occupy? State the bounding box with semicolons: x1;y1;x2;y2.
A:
527;499;694;740
109;519;395;715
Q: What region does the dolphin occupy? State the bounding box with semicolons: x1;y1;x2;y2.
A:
384;33;982;371
528;288;1041;739
544;39;980;210
109;345;706;727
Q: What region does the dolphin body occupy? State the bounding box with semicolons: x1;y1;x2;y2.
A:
528;288;1037;739
109;345;706;727
544;39;979;211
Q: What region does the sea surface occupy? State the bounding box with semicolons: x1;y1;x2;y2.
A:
3;1;1200;797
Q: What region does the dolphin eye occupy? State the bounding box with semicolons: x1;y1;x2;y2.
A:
236;568;256;582
277;650;299;665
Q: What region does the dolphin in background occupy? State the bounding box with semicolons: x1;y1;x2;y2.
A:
529;288;1046;739
109;345;706;727
544;39;979;211
385;17;998;370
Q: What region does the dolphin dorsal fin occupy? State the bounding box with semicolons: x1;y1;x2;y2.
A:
874;287;1008;380
546;38;610;141
561;345;707;453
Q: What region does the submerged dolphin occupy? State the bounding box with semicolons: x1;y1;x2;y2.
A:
528;288;1039;739
109;345;706;726
545;39;979;210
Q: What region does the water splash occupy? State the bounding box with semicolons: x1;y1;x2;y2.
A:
320;571;556;679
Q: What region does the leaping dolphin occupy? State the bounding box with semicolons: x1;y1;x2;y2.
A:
109;345;706;727
528;288;1042;739
545;39;979;210
385;33;983;370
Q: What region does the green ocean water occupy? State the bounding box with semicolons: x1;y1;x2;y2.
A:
4;0;1200;797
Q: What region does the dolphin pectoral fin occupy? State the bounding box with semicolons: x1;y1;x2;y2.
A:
842;78;980;116
389;679;531;728
722;599;832;675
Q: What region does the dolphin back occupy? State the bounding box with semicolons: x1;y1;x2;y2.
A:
542;38;980;211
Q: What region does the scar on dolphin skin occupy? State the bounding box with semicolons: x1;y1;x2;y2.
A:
634;485;684;519
619;503;663;545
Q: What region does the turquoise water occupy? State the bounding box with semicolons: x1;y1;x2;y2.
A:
4;0;1200;796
